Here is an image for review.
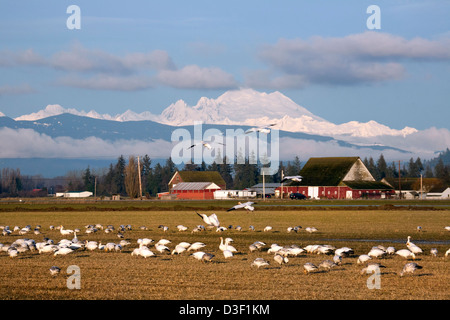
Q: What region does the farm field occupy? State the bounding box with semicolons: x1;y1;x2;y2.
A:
0;203;449;301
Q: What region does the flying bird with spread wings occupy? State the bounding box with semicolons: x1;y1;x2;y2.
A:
245;124;276;134
196;212;220;228
281;175;303;183
227;201;255;212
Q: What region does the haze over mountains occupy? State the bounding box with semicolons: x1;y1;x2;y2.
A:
1;89;449;176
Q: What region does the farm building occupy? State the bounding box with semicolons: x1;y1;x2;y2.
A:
214;189;257;200
55;191;93;198
169;171;226;190
247;183;280;198
168;171;226;200
382;177;447;199
277;157;394;199
170;182;221;200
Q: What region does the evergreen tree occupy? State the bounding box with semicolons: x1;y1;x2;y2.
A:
376;154;387;180
114;155;126;195
124;156;139;198
82;166;95;192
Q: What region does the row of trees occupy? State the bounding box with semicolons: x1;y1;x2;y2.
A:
1;150;449;198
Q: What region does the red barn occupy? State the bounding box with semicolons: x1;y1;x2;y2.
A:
170;182;221;200
277;157;394;199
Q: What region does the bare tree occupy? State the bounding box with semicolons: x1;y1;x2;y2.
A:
124;156;140;198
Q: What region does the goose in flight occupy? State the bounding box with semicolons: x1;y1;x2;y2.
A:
227;201;255;212
245;123;276;134
196;212;220;228
187;133;225;150
280;175;303;183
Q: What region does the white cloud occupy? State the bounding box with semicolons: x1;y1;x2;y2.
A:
157;65;238;89
0;84;36;96
58;74;154;91
0;127;174;159
250;32;450;88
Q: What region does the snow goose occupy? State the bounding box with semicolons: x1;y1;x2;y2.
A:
319;259;337;271
59;225;74;236
245;123;276;135
305;227;318;233
196;212;220;228
8;248;19;258
267;244;283;254
303;262;318;274
407;243;423;255
49;266;61;276
445;226;450;232
191;251;206;261
201;253;214;263
360;263;386;275
227;201;255;212
368;247;386;259
216;226;227;232
139;247;156;258
386;246;396;255
445;248;450;257
399;262;423;277
333;254;342;266
158;225;169;232
280;175;303;183
430;248;438;257
171;245;187;255
274;254;289;266
155;244;170;254
335;247;354;257
251;258;269;268
104;243;116;252
357;254;372;264
396;249;416;260
188;242;206;251
85;241;98;251
223;250;234;259
156;239;171;246
264;226;273;232
54;247;74;256
176;225;188;232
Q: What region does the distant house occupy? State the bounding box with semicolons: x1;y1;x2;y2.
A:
424;186;450;199
277;157;394;199
169;171;227;190
247;183;281;197
55;191;93;198
213;190;257;200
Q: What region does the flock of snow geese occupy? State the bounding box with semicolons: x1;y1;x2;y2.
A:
1;213;450;280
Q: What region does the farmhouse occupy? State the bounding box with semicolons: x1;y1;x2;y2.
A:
278;157;394;199
168;171;226;200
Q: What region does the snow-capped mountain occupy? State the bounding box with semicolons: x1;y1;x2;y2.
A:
8;88;418;139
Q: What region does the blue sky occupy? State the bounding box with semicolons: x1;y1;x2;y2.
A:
0;0;449;130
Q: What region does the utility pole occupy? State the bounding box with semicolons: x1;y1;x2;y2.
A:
398;160;401;199
94;176;97;200
137;156;142;199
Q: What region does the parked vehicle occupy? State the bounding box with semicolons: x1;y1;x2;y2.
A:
289;192;306;200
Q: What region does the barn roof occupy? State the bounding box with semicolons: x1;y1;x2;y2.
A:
169;171;226;187
298;157;361;186
172;182;221;191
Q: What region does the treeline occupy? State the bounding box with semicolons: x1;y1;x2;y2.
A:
1;150;449;198
362;149;450;184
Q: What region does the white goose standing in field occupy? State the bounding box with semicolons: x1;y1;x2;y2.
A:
59;225;74;236
223;250;234;259
274;254;289;266
54;247;74;256
188;242;206;251
406;236;423;255
396;249;416;260
251;258;270;268
357;254;372;264
171;245;187;255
